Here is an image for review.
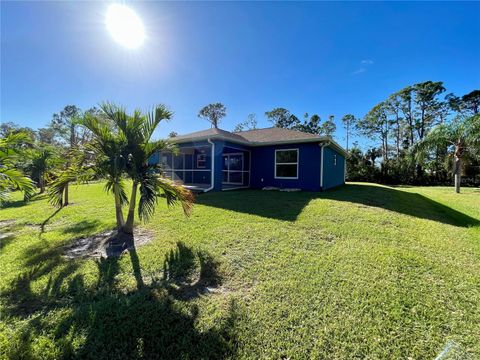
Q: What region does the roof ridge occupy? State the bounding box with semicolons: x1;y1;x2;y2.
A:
233;126;275;133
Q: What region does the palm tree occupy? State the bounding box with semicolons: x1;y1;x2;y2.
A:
48;103;194;235
25;146;59;193
0;132;35;203
416;114;480;193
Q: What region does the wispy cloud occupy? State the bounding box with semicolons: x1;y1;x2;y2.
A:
353;59;374;75
353;68;367;75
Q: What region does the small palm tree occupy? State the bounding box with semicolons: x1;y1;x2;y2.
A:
48;103;194;235
0;132;35;203
25;146;59;194
416;114;480;193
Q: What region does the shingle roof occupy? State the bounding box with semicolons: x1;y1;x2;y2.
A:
172;127;323;144
171;128;247;143
233;127;322;143
170;126;347;156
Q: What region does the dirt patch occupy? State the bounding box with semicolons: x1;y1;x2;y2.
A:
0;219;16;228
63;228;154;259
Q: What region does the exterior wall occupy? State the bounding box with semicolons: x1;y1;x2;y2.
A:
149;138;345;192
250;143;322;191
322;146;345;190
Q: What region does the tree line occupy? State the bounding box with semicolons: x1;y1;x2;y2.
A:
1;81;478;202
343;82;479;191
197;103;337;136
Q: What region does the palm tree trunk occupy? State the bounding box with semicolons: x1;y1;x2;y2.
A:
63;182;69;206
114;186;125;230
39;176;45;194
123;181;138;235
454;155;462;194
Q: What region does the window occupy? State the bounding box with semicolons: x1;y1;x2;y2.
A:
275;149;298;179
333;154;337;166
197;152;206;168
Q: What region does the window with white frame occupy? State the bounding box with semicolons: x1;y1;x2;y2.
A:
333;154;337;166
275;149;298;179
197;152;206;168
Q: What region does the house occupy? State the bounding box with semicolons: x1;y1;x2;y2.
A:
150;127;347;192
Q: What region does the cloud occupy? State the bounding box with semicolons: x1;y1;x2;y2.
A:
352;68;367;75
352;59;374;75
361;59;374;65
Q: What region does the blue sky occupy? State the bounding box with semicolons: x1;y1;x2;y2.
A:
1;1;479;148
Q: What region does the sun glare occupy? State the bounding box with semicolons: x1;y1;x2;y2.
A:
106;4;145;49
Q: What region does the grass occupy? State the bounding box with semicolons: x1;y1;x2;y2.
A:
0;182;479;359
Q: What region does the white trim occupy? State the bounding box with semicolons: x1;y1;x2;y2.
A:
320;144;325;189
204;140;215;192
274;148;299;180
248;148;251;187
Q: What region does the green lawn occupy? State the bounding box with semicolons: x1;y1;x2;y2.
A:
1;183;479;359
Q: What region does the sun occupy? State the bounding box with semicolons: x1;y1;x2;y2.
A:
106;4;145;49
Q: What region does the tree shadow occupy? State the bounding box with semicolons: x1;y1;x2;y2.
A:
162;242;223;300
196;189;314;221
1;239;237;359
196;184;479;227
322;184;479;227
61;219;102;235
0;193;46;209
40;207;63;234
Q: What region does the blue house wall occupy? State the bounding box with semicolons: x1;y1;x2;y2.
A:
322;146;345;190
150;139;345;192
250;143;322;191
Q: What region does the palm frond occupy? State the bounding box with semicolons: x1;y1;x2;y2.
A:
143;105;173;142
100;102;129;134
143;139;170;159
104;177;129;206
0;167;35;203
47;166;96;207
138;172;159;222
137;173;194;222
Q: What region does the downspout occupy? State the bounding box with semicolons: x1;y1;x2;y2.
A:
319;141;330;190
204;139;215;192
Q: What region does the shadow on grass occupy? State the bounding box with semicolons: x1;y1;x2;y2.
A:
0;193;46;209
162;242;223;300
1;239;237;359
322;184;479;227
40;207;63;234
61;219;102;235
196;184;479;227
197;189;313;222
